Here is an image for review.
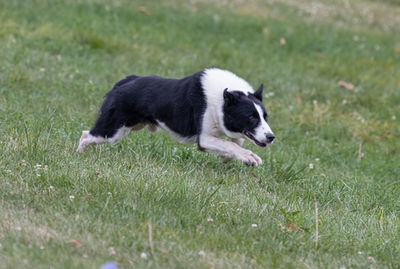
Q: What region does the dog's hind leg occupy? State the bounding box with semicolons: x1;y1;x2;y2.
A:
77;126;132;153
107;126;131;144
77;99;133;152
77;130;106;152
220;138;244;163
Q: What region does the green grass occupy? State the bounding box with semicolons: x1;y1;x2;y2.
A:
1;0;400;268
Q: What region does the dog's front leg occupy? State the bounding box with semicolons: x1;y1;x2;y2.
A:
220;138;244;163
198;135;262;166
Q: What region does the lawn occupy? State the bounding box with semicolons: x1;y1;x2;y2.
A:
1;0;400;268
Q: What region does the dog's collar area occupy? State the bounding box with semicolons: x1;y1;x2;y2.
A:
243;131;268;147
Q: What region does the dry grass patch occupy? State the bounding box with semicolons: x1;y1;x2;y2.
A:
0;205;63;244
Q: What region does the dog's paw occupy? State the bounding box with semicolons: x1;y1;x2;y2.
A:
76;131;89;153
76;142;87;153
237;150;262;167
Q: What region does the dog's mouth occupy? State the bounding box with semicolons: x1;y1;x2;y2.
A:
244;131;269;147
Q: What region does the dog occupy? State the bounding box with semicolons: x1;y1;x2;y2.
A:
77;68;275;166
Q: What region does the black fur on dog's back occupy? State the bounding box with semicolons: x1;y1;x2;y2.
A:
90;71;207;139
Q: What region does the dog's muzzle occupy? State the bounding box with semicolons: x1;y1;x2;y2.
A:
244;131;275;147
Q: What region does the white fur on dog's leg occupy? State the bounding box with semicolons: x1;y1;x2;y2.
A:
77;131;89;153
107;126;130;144
220;138;244;163
77;126;130;153
199;135;262;167
76;131;107;152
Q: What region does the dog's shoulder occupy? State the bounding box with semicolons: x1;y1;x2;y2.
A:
199;68;254;112
200;68;254;97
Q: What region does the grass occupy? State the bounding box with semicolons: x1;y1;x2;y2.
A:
1;0;400;268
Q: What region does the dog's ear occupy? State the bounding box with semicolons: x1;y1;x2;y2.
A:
254;84;264;101
223;88;238;106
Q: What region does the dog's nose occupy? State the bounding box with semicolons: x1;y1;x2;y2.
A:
266;133;275;143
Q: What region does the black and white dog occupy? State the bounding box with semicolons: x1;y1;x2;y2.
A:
77;68;274;166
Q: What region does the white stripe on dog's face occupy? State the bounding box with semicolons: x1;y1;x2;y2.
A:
253;104;274;143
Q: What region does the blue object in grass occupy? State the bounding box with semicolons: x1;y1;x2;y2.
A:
101;261;117;269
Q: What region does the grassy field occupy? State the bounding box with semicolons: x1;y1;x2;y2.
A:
1;0;400;268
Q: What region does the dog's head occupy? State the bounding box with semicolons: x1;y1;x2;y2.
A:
223;84;275;147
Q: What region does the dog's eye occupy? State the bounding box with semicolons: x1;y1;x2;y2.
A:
249;113;259;121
